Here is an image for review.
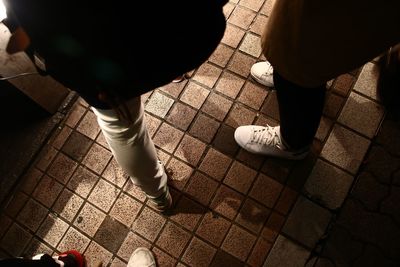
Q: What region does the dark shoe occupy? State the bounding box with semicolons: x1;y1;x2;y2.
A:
148;186;173;213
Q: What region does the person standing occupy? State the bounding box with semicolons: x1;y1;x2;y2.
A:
234;0;400;159
3;0;228;212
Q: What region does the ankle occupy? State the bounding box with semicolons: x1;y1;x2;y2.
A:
280;131;311;152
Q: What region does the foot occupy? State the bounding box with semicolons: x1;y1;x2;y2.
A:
234;125;309;160
127;247;157;267
172;74;186;83
148;186;173;213
250;61;274;87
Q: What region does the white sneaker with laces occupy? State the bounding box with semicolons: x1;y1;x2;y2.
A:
128;247;157;267
250;61;274;87
234;125;309;160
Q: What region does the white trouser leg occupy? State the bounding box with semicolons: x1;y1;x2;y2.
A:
92;97;167;198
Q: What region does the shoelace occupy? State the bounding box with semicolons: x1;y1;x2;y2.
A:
261;63;274;78
251;126;281;147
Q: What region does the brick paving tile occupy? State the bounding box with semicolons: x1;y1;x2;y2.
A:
73;202;106;237
238;81;268;110
196;212;231;247
53;126;72;150
209;44;235;67
153;122;184;154
109;192;142;227
332;73;355;97
224;161;258;194
151;247;177;267
67;166;98;198
260;91;280;121
202;92;233;122
16;198;48;232
4;191;28;218
192;63;222;89
184;172;219;206
117;231;151;262
131;207;166;242
169;196;205;231
175;135;206;166
62;131;92;161
57;227;90;253
228;6;257;30
235;198;270;234
249;173;283;208
64;103;86;128
35;146;58;172
189;113;220;143
159;80;188;98
166;102;197;131
84;241;113;267
94;216;129;253
198;148;232;181
250;15;269;35
221;224;257;261
221;24;246;48
180;82;210;110
247;237;272;267
52;188;84;222
261;211;286;242
20;167;43;195
215;71;245;99
47;153;78;184
36;214;69;248
212;124;239;157
181;237;217;267
156;222;191;258
210;185;245;220
226;103;257;128
76;111;100;139
227;52;257;78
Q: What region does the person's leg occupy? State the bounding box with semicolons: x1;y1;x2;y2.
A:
127;247;156;267
92;97;171;211
234;70;326;159
274;71;326;149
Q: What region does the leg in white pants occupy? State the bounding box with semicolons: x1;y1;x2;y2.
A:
92;97;167;199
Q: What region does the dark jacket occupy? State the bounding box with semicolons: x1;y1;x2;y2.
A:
4;0;227;108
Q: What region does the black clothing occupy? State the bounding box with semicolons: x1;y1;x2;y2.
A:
4;0;227;108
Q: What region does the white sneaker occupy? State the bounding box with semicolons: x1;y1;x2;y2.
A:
128;247;157;267
234;125;309;160
250;61;274;87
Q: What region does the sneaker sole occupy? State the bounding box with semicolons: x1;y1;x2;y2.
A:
250;72;274;87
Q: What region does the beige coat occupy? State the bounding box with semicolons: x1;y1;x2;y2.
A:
262;0;400;87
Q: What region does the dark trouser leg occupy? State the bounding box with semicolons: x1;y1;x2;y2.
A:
273;71;326;149
0;254;59;267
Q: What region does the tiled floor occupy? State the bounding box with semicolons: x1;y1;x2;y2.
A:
0;0;386;266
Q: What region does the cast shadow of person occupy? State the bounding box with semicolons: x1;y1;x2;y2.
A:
142;68;314;226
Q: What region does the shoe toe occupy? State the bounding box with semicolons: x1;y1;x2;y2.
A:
251;62;267;78
250;61;274;87
234;126;252;148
